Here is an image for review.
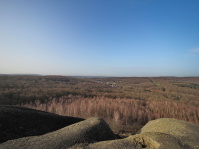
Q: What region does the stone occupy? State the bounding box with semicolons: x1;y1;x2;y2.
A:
0;117;117;149
0;105;84;143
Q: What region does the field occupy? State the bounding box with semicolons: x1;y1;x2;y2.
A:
1;75;199;134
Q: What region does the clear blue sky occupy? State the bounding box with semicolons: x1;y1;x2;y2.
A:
0;0;199;76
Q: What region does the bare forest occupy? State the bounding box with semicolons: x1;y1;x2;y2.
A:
1;75;199;133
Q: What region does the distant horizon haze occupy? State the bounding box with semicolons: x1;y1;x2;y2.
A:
0;73;199;78
0;0;199;76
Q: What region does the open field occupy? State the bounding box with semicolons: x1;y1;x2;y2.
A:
1;75;199;133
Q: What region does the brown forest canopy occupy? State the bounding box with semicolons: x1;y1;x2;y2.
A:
0;75;199;105
1;75;199;133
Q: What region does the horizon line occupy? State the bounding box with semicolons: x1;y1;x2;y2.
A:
0;73;199;78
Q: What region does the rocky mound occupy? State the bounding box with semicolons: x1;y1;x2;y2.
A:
0;105;84;143
1;106;199;149
0;117;117;149
139;118;199;149
77;118;199;149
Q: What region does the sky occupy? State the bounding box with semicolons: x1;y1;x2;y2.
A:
0;0;199;77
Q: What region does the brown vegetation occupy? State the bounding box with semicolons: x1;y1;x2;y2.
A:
1;75;199;133
20;95;199;133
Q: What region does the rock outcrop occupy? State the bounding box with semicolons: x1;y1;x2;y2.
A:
0;105;84;143
0;117;117;149
77;118;199;149
139;118;199;149
1;106;199;149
